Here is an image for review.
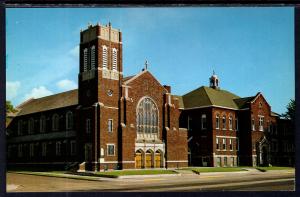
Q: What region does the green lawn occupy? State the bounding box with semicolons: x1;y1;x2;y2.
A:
255;166;294;172
96;169;178;177
181;167;247;173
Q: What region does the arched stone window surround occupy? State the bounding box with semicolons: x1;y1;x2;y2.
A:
66;111;73;130
40;115;46;133
52;114;59;131
136;96;159;139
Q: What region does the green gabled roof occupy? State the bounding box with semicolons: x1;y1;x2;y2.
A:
182;86;241;109
233;96;255;109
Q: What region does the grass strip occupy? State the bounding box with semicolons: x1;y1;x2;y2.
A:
95;170;178;176
255;166;294;172
181;167;247;173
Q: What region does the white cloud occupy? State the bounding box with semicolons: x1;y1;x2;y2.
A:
69;45;79;58
56;79;77;91
24;86;53;100
6;81;21;100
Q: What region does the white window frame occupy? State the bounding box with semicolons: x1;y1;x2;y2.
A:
216;115;220;129
222;138;226;150
229;139;233;151
259;116;264;131
222;115;226;130
235;118;239;131
201;114;207;130
83;48;88;71
66;111;73;130
229;116;233;130
216;138;220;150
56;141;61;156
102;45;108;69
252;118;255;131
108;119;113;132
112;48;117;70
86;119;91;133
107;144;115;156
91;45;96;69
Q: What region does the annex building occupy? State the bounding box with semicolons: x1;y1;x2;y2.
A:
6;23;294;171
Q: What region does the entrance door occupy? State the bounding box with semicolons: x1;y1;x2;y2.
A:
135;152;142;168
155;152;161;168
145;151;153;168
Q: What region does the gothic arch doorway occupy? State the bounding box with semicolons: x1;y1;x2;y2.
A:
135;149;144;169
155;150;163;168
145;149;154;168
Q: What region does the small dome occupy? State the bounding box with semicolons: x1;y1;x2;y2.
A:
209;71;219;89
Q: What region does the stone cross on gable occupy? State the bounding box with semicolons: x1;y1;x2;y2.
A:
145;60;149;70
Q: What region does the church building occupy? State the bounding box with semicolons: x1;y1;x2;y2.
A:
6;23;188;171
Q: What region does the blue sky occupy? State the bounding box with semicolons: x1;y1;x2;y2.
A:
6;7;294;114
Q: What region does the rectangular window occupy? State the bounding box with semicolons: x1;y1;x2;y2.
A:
216;138;219;150
229;117;233;130
201;114;207;130
259;116;264;131
42;142;47;156
231;157;235;167
107;144;115;156
222;116;226;130
222;138;226;150
86;119;91;133
108;119;113;132
236;138;239;151
217;157;221;167
71;140;76;156
230;139;233;150
224;157;227;167
216;116;220;129
29;143;34;157
252;118;255;131
18;144;22;157
56;142;61;156
235;118;238;131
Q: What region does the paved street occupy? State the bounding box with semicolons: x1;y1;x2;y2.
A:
7;170;295;192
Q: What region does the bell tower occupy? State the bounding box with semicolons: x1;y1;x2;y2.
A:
77;22;123;171
78;22;123;107
209;70;219;89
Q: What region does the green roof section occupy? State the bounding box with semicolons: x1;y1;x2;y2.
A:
182;86;241;109
233;96;255;109
172;95;184;108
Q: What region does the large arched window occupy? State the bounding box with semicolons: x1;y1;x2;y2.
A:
83;48;88;71
90;45;96;69
66;111;73;130
137;97;158;138
52;114;59;131
112;48;117;70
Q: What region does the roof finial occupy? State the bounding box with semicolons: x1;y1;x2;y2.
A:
145;60;149;70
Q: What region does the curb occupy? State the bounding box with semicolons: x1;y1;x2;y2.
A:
117;173;181;179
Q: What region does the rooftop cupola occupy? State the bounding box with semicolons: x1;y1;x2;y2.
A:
209;70;219;89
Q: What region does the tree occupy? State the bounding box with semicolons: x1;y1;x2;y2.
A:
282;99;295;123
6;101;17;126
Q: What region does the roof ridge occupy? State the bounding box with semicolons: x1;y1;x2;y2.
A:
202;86;213;105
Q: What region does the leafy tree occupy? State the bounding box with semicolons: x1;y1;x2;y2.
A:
282;99;295;123
6;101;16;113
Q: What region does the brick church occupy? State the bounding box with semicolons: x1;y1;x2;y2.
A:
6;23;294;171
